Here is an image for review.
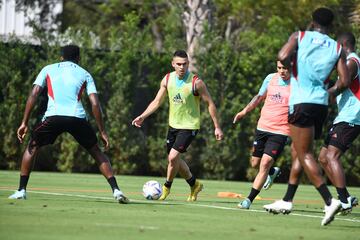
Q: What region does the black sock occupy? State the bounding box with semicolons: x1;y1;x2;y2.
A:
164;180;173;188
186;176;196;187
268;167;275;175
345;188;350;198
336;187;348;203
247;188;260;202
283;184;298;202
107;176;120;192
316;184;332;206
19;175;29;191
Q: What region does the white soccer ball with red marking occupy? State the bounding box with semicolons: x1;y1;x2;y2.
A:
143;180;162;200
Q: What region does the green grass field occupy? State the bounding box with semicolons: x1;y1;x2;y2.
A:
0;171;359;240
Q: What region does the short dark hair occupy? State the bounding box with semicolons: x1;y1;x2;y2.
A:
338;32;356;47
61;45;80;62
173;50;188;58
312;7;334;27
277;58;291;69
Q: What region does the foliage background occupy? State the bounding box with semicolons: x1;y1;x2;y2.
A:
1;0;360;185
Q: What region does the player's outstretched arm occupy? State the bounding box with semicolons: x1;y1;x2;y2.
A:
196;79;223;140
17;85;42;143
328;50;350;98
278;32;298;63
89;93;109;150
132;79;167;128
233;94;265;124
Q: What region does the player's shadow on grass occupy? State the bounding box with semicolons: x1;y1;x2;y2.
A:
128;201;181;206
345;212;360;217
198;199;239;204
294;208;360;218
293;208;327;214
332;225;360;230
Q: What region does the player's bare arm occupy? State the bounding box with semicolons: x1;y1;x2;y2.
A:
347;58;359;80
195;79;224;140
17;85;42;143
233;94;266;123
278;32;298;63
328;50;350;97
132;78;167;128
89;93;109;150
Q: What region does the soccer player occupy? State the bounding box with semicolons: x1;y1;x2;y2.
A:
264;32;359;215
8;45;129;204
132;50;223;201
233;60;291;209
276;7;350;226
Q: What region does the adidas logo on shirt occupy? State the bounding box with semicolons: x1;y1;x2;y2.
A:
173;93;184;104
269;92;285;104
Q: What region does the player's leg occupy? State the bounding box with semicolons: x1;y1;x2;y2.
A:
8;144;39;199
318;124;336;183
291;124;340;225
176;129;202;201
326;145;350;205
262;133;287;190
284;143;302;201
9;117;60;200
158;148;181;200
319;145;347;192
69;117;128;203
318;147;333;182
290;125;330;196
158;128;178;200
320;122;360;212
241;132;287;209
264;144;302;214
238;130;265;208
166;148;182;183
87;144;114;179
253;154;274;191
250;156;261;168
178;159;203;202
239;154;273;209
86;144;129;204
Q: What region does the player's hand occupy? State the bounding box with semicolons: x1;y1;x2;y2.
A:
100;131;110;151
132;116;144;128
215;127;224;141
17;123;28;143
328;94;336;104
233;111;246;124
328;90;337;105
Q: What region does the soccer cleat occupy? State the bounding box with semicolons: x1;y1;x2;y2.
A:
187;180;203;202
263;167;281;190
238;198;251;209
8;189;26;200
338;196;357;215
350;196;358;207
113;189;129;204
321;198;341;226
338;198;352;215
263;200;292;214
159;185;170;201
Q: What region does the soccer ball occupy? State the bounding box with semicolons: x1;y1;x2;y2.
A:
142;180;162;200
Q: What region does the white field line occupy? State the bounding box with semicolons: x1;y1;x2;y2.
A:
2;189;360;224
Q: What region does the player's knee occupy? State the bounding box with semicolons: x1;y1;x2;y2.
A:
325;150;339;164
291;163;302;175
260;157;273;170
167;154;178;164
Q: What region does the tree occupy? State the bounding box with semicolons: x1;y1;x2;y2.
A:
181;0;212;71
